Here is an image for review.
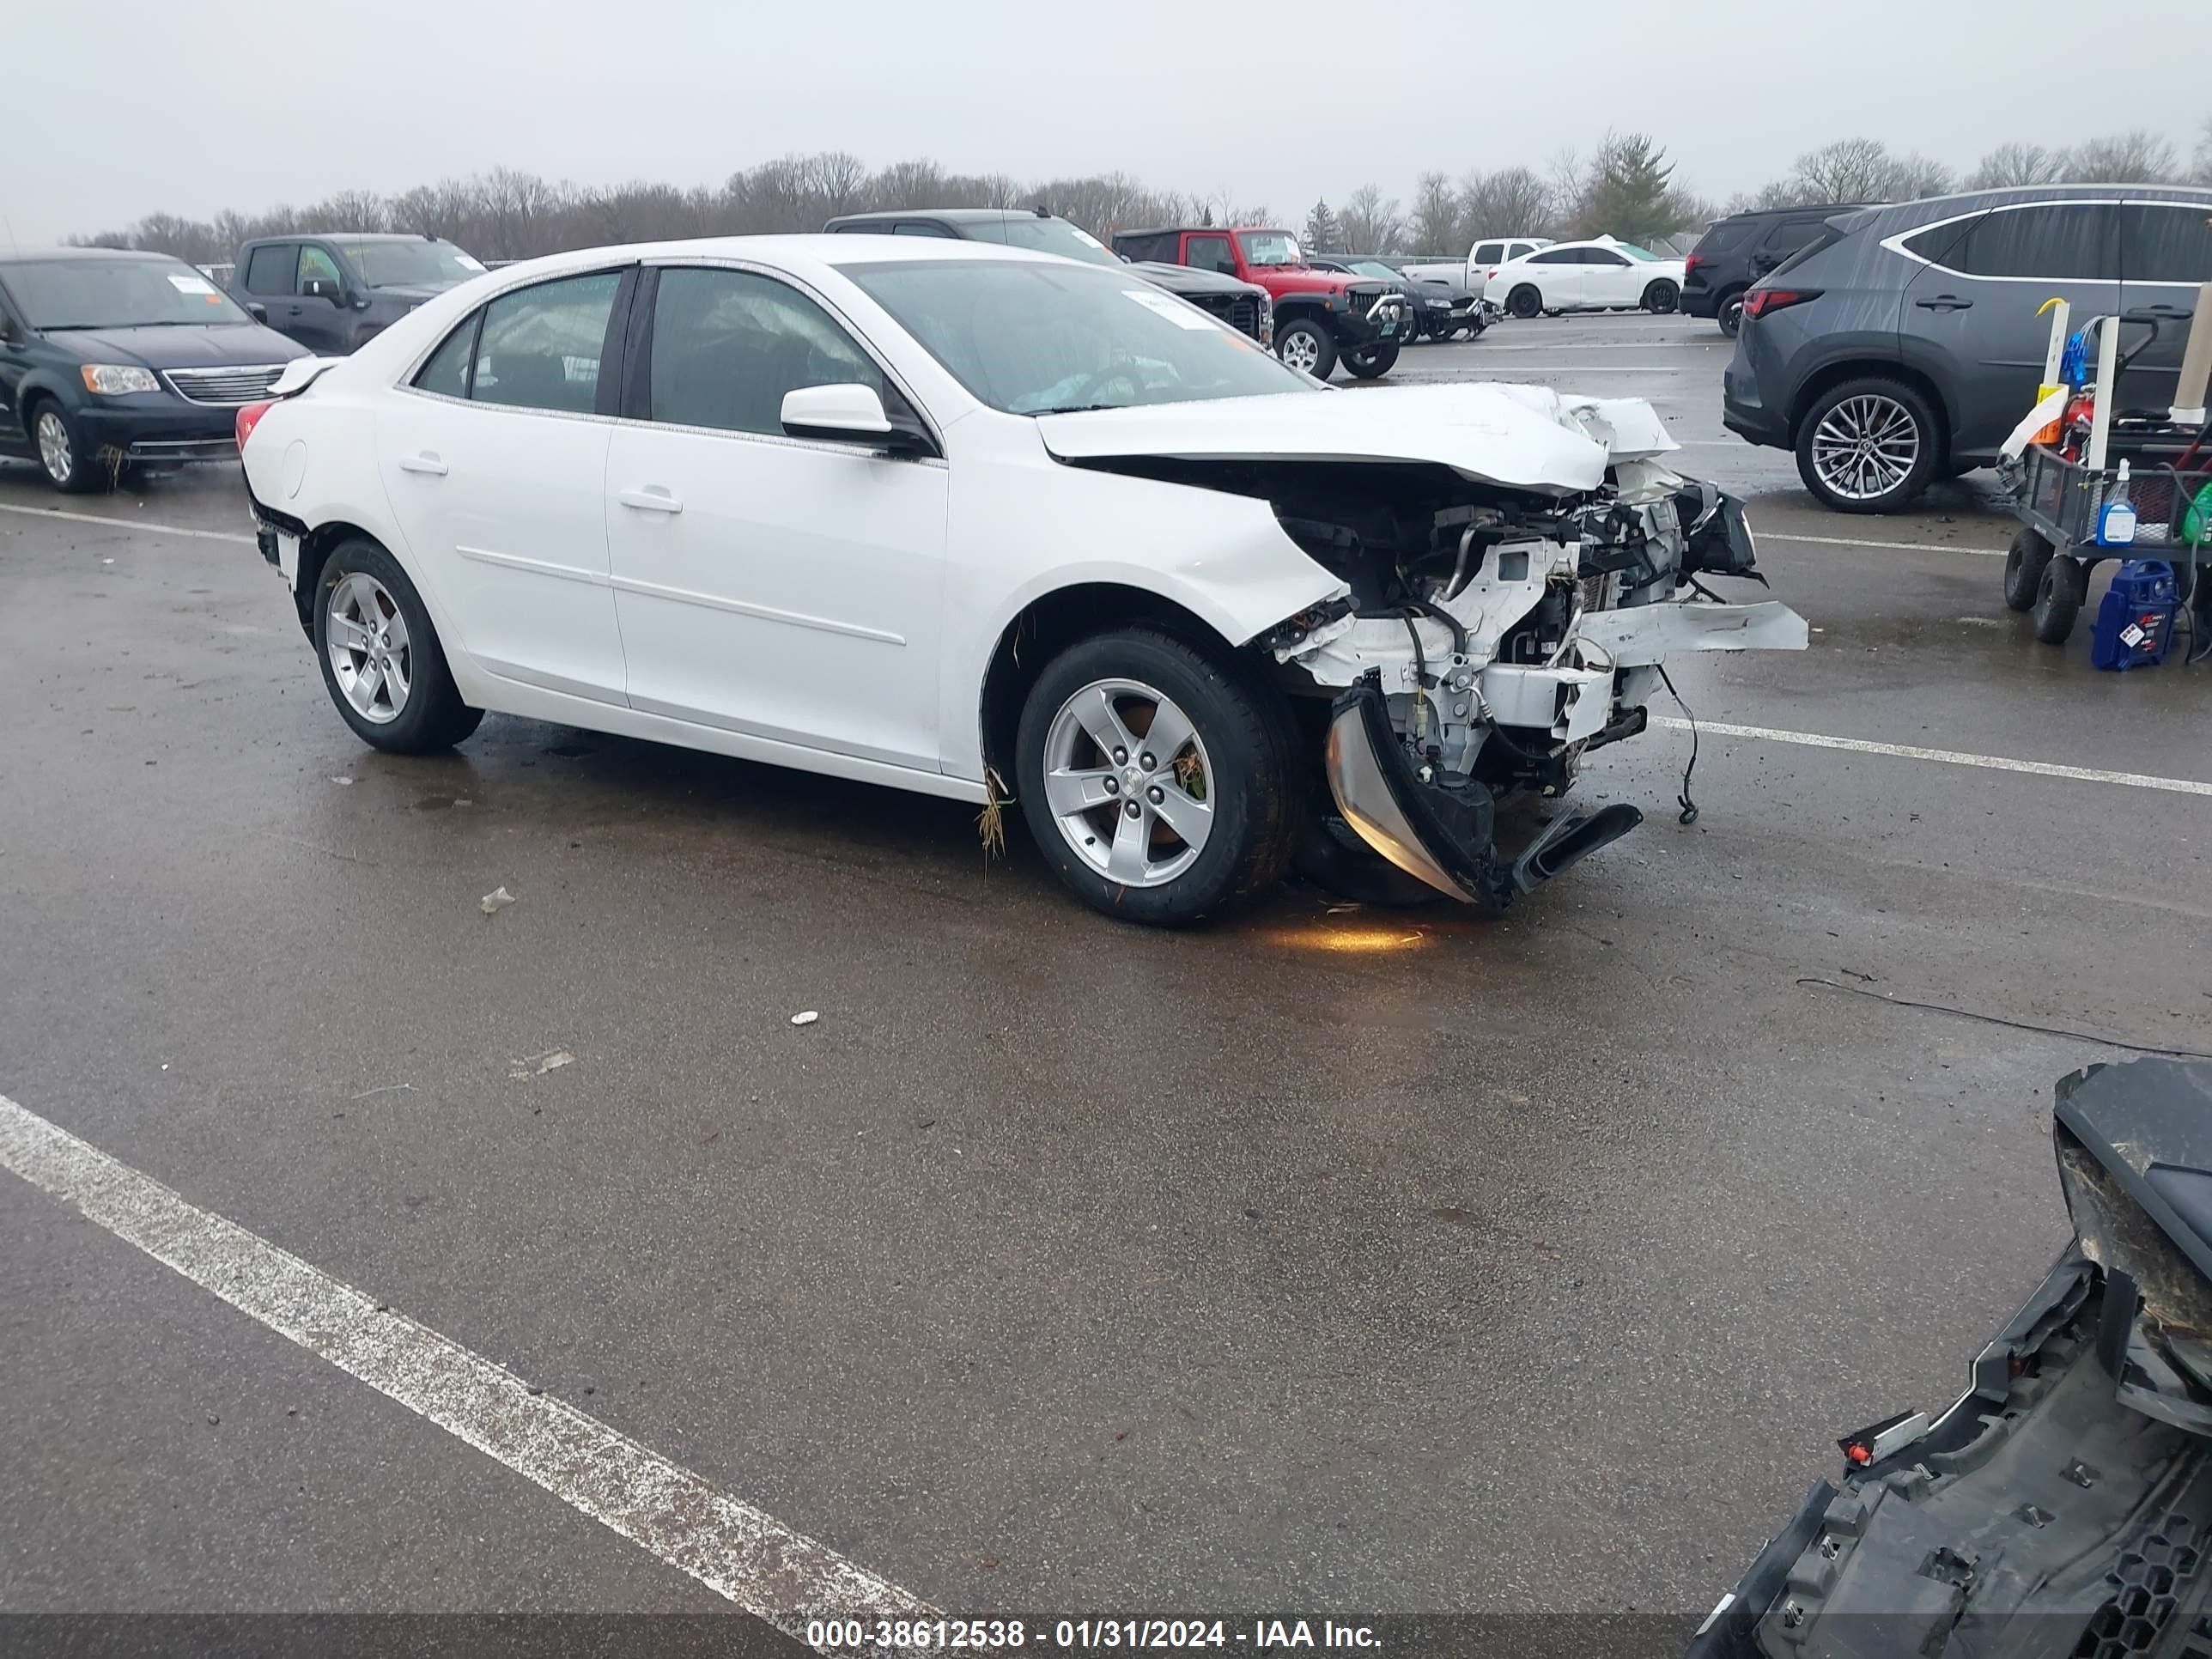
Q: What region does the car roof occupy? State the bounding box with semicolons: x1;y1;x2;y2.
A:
0;246;192;265
1713;202;1879;223
1844;181;2212;234
827;208;1054;227
473;234;1089;285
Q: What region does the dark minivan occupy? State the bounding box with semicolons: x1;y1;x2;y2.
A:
1683;203;1875;337
231;233;486;356
1724;185;2212;512
0;248;306;492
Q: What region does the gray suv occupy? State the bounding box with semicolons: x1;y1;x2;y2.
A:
1723;185;2212;513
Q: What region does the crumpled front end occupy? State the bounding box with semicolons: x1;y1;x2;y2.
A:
1262;449;1806;903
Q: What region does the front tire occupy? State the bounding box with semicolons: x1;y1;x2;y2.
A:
313;537;483;753
30;399;106;495
1273;317;1338;380
1343;343;1400;379
1641;279;1680;314
1506;284;1543;320
1014;629;1297;927
1795;377;1941;514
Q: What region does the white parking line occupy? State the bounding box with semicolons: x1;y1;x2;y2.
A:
1656;718;2212;797
0;1093;936;1644
1761;532;2008;557
0;500;255;545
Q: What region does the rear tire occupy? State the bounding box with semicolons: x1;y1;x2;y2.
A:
2031;556;2087;644
1273;316;1338;380
1641;279;1680;314
1795;376;1941;514
1506;284;1543;320
313;536;484;753
1014;629;1297;927
1717;291;1745;337
2002;528;2054;611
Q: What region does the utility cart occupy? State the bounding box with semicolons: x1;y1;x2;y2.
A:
1999;290;2212;652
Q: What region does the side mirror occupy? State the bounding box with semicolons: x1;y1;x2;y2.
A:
781;383;933;454
302;276;340;304
246;301;269;322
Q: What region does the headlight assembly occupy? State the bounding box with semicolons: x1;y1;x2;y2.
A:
79;364;161;396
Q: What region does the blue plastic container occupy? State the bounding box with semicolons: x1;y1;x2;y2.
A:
2091;560;2179;671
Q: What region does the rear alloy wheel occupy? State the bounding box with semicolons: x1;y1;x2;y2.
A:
1015;629;1296;926
1641;279;1680;314
1507;285;1543;320
1796;378;1940;514
2031;556;2087;645
1274;317;1338;380
1343;343;1400;379
314;537;484;753
1717;292;1746;337
2002;528;2055;611
32;401;106;495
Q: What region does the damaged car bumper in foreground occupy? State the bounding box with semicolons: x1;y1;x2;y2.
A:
1692;1059;2212;1659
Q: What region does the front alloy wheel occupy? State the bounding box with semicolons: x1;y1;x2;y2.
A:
1042;679;1214;890
33;404;103;494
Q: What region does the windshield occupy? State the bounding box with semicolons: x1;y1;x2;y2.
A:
1613;243;1663;261
1240;231;1302;267
1350;261;1401;282
843;259;1314;415
993;217;1121;270
4;257;253;330
340;240;487;289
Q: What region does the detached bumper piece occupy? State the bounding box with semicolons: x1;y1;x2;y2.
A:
1695;1059;2212;1659
1323;678;1642;905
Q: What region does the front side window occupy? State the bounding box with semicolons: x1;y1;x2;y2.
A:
1186;235;1237;275
297;246;343;296
412;313;479;398
469;270;622;414
1472;242;1503;264
1239;231;1301;267
1;257;252;330
648;266;881;436
893;222;954;238
843;258;1310;415
1586;248;1632;266
243;245;296;295
2119;203;2212;284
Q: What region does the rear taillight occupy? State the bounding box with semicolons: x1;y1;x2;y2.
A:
235;400;274;449
1741;288;1822;320
1684;252;1704;274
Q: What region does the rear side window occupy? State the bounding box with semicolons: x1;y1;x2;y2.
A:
2119;203;2212;283
647;266;881;437
1762;218;1831;258
1692;221;1753;256
243;244;295;295
1910;204;2118;281
893;222;955;238
471;270;623;414
1528;248;1578;265
412;314;479;397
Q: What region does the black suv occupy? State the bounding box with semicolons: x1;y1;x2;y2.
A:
0;247;305;492
230;233;486;355
1724;185;2212;512
1683;203;1875;337
822;208;1273;344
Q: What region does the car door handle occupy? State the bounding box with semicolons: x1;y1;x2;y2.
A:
398;453;448;477
1914;295;1973;312
617;486;683;514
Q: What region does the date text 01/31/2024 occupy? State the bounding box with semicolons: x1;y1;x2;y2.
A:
806;1620;1382;1650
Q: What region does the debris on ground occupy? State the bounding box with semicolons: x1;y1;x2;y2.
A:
480;885;516;916
330;775;355;787
508;1049;575;1080
789;1010;820;1026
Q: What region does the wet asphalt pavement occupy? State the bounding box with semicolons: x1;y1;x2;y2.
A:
3;313;2209;1625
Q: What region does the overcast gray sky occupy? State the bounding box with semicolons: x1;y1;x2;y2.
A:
11;0;2202;245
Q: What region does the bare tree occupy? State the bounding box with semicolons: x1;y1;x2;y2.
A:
1965;143;2063;190
1459;166;1552;238
2197;115;2212;185
1337;184;1403;254
1407;171;1462;255
1787;137;1899;204
2057;130;2180;184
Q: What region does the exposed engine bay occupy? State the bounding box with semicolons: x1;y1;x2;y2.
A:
1258;453;1803;903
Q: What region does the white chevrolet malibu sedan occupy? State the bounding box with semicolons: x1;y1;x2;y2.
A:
240;236;1804;926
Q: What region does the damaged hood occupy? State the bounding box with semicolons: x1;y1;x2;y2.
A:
1036;383;1677;495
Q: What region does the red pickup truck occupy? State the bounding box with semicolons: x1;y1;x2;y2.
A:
1110;226;1412;381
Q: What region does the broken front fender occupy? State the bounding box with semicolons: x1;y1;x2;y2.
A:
1323;679;1643;903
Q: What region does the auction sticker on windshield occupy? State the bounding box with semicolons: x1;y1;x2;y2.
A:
1122;289;1216;330
167;273;217;294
